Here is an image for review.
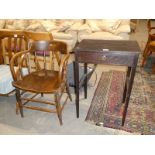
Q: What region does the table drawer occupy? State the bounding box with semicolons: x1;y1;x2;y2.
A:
76;52;135;66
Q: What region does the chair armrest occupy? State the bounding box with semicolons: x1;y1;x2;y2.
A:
10;50;30;81
58;53;70;83
149;34;155;41
50;40;67;54
149;27;155;32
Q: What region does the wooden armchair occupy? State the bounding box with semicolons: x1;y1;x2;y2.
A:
10;41;72;125
0;30;28;96
142;19;155;67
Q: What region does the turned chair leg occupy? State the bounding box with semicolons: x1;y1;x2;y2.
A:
142;47;152;67
143;39;149;57
55;93;63;125
66;82;72;101
16;102;19;114
15;89;24;117
152;63;155;74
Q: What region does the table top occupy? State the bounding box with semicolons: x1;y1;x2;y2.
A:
74;39;141;54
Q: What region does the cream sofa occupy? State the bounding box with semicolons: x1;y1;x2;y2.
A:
78;19;130;42
0;19;84;52
0;19;130;52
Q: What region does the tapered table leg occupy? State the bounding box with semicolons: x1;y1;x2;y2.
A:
84;63;88;99
74;61;79;118
122;57;138;126
122;67;131;103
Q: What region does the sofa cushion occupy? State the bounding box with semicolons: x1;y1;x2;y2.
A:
0;20;6;29
86;19;122;34
57;20;74;32
114;24;131;35
78;31;123;42
25;20;46;32
66;20;84;31
52;32;73;40
40;20;58;32
78;23;92;32
5;20;28;30
86;20;101;32
98;19;122;33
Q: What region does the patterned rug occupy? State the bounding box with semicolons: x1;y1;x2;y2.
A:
85;65;155;135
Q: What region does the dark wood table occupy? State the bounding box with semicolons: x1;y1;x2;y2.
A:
73;39;140;126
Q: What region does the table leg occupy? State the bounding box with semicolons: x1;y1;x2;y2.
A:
122;56;139;126
122;66;137;126
73;62;76;94
74;61;79;118
122;67;131;103
84;63;88;99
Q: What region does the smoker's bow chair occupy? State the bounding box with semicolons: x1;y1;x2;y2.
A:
10;40;72;125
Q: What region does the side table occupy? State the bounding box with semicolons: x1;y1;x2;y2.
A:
73;39;140;126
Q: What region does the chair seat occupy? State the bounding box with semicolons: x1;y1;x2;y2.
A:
13;70;61;93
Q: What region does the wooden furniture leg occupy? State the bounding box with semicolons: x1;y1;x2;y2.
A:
122;67;131;103
55;93;63;125
15;89;24;117
84;63;88;99
122;63;137;126
74;61;79;118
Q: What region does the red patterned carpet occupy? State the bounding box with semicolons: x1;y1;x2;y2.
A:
85;66;155;135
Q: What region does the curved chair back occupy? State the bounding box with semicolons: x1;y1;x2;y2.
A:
24;31;53;41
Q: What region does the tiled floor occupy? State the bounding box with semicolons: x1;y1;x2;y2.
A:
0;20;148;135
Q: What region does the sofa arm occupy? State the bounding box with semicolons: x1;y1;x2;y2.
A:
65;29;77;39
0;20;6;29
52;32;73;40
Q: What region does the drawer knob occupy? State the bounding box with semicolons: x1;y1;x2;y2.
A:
102;48;109;51
102;55;107;61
